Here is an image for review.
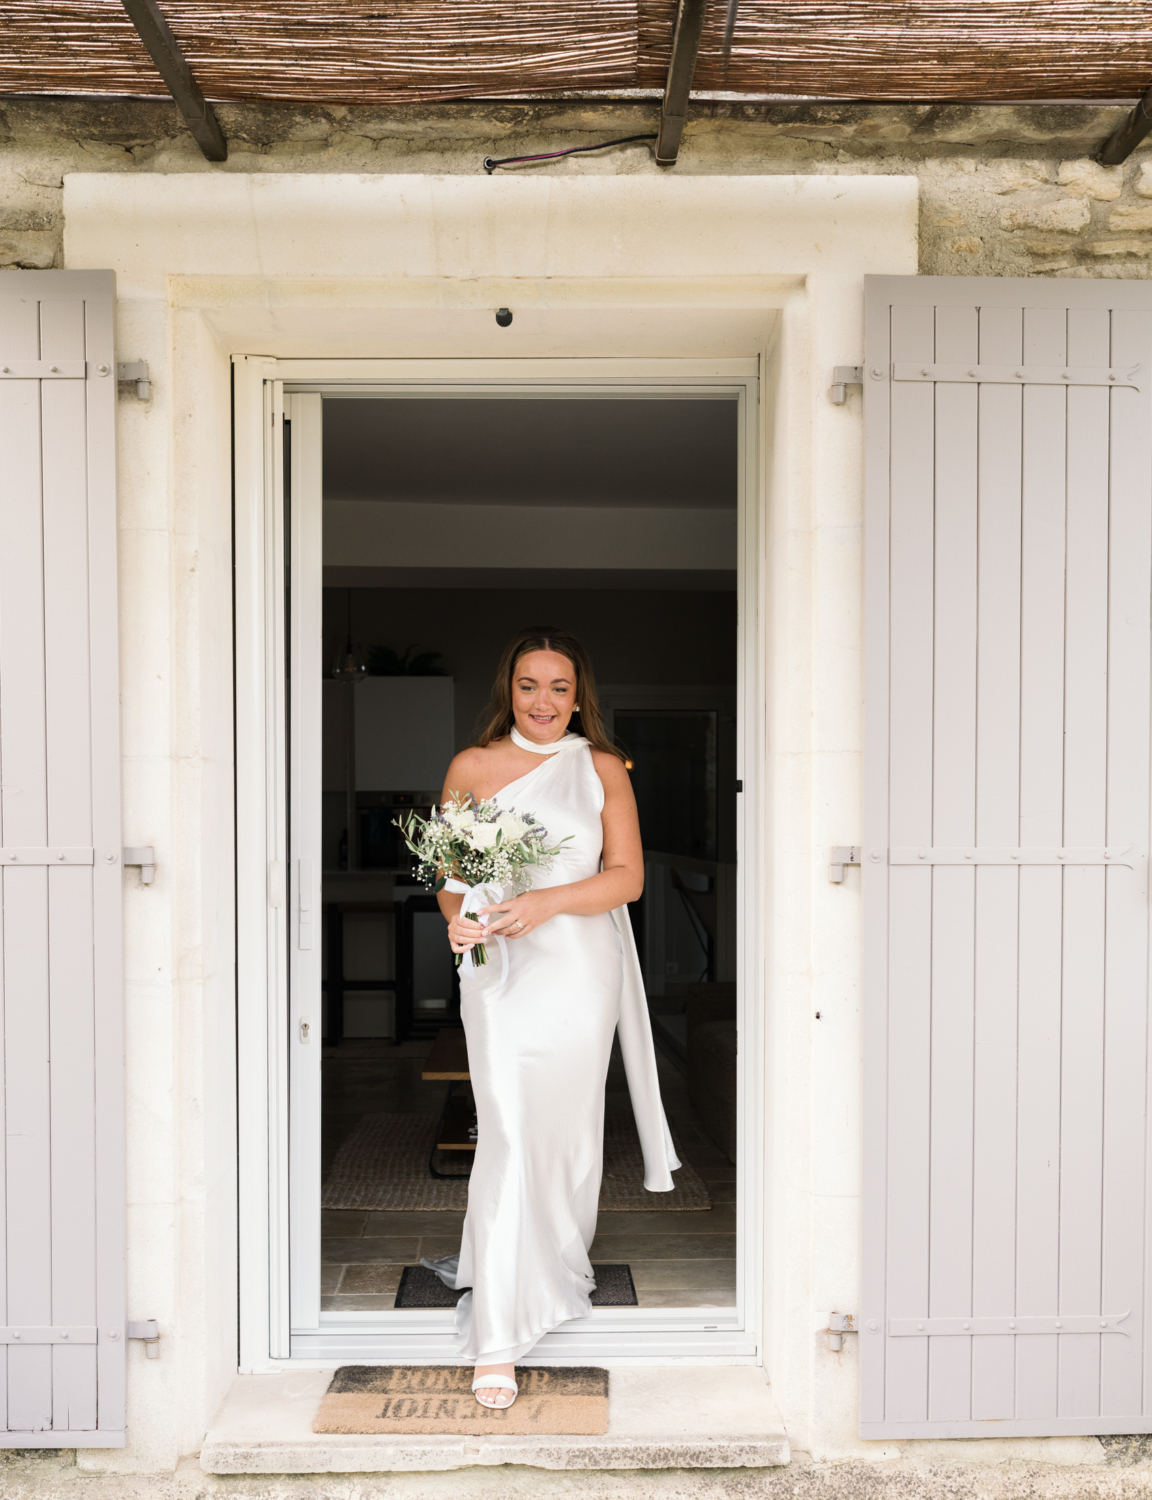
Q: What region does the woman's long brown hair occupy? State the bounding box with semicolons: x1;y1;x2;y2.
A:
475;626;625;761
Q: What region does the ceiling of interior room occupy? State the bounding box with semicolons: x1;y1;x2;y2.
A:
321;397;738;509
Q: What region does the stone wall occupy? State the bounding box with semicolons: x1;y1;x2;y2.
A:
3;96;1152;278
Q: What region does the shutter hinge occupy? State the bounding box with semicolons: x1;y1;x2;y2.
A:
829;846;860;883
828;1311;856;1350
128;1319;160;1358
830;365;864;405
116;361;151;400
123;846;157;885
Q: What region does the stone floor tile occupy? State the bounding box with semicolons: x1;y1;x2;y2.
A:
320;1265;343;1294
629;1259;739;1291
416;1235;464;1260
589;1232;737;1260
320;1236;420;1264
339;1263;406;1294
636;1289;738;1308
320;1210;366;1236
320;1292;398;1310
597;1206;735;1233
363;1210;466;1235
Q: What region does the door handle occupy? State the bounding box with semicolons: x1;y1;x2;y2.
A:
298;856;313;950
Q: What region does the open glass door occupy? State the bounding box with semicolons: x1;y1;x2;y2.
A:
280;370;757;1361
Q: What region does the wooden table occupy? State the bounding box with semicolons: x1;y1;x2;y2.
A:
420;1027;475;1179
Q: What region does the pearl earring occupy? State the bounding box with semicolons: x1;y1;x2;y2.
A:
574;705;580;712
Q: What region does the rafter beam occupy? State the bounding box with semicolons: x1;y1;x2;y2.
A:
120;0;227;162
1098;83;1152;166
655;0;708;166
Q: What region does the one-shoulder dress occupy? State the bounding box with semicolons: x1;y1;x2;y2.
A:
425;732;680;1364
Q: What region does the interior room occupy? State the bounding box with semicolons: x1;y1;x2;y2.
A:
314;393;740;1315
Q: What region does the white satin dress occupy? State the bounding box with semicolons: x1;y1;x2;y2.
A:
425;730;680;1364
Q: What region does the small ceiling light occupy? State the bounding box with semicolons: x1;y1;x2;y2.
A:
331;588;368;681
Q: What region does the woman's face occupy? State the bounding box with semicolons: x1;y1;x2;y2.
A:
510;649;578;745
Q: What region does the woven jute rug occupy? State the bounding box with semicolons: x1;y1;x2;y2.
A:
322;1112;711;1212
394;1262;638;1308
313;1365;609;1435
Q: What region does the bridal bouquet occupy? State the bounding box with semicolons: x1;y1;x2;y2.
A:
395;795;570;968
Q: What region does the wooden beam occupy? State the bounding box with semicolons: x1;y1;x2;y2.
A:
120;0;227;162
1098;84;1152;166
655;0;708;166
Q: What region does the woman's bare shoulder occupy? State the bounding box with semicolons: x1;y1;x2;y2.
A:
442;742;506;795
590;746;631;791
442;745;487;790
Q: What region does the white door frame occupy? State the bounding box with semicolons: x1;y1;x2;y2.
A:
234;356;763;1368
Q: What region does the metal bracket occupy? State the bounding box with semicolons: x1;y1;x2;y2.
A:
128;1319;160;1358
123;846;157;885
0;360;87;379
889;1311;1130;1337
829;1311;856;1350
830;365;864;405
2;847;94;865
829;846;860;883
893;361;1143;392
116;360;151;400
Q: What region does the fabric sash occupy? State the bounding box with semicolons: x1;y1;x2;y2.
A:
510;726;588;754
443;876;510;995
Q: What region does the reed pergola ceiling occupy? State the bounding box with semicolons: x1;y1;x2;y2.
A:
4;1;1151;107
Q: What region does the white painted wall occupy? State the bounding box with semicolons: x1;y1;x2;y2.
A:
60;171;932;1468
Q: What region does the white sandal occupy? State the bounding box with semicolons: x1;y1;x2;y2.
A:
472;1373;518;1409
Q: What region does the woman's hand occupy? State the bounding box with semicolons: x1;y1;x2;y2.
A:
480;889;559;940
446;909;486;955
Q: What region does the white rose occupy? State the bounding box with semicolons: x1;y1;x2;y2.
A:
469;823;500;849
497;812;527;841
444;804;474;829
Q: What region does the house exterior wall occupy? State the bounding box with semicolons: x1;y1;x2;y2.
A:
5;97;1152;280
1;95;1148;1482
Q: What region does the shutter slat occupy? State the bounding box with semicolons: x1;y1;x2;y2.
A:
927;303;979;1423
884;301;937;1424
5;869;53;1432
1014;305;1068;1426
971;303;1024;1422
1099;309;1152;1417
1058;308;1111;1419
83;286;125;1440
864;278;1152;1437
40;297;101;1433
1;289;55;1436
0;273;123;1444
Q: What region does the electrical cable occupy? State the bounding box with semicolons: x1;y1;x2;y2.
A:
483;133;657;173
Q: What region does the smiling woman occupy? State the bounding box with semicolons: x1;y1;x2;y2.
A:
427;628;679;1407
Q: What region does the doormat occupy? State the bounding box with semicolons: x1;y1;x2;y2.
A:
313;1364;609;1434
321;1112;711;1212
394;1262;638;1309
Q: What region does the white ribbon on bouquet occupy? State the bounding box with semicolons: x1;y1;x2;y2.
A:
444;876;510;994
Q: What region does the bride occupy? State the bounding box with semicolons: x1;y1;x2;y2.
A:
426;626;681;1409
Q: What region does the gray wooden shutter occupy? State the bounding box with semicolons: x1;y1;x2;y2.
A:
0;271;125;1445
862;276;1152;1438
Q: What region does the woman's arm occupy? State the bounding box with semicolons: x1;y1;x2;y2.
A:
483;751;643;938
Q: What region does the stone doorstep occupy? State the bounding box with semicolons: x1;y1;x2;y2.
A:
199;1365;791;1474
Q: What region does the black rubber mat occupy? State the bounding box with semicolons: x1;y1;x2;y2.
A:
394;1262;638;1308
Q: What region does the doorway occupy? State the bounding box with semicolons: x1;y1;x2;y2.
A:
265;363;758;1361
